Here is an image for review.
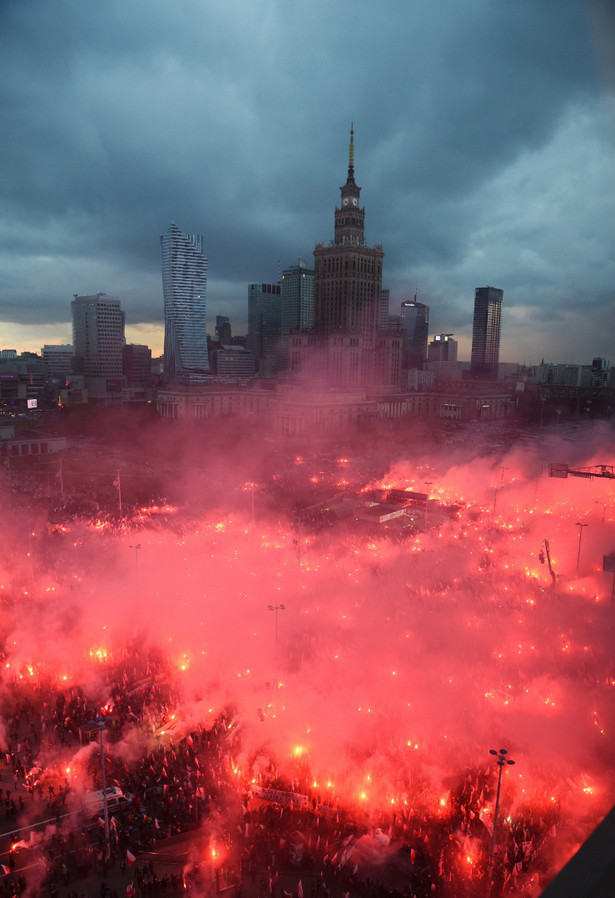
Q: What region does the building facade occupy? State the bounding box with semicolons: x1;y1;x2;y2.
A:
161;222;210;384
71;293;125;399
380;288;391;331
428;334;458;362
0;353;48;409
281;258;314;335
123;344;152;388
214;346;256;380
400;299;429;369
215;316;232;344
470;286;503;379
247;282;282;375
42;344;73;378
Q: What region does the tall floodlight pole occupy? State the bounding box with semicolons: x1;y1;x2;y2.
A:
576;522;588;576
487;748;515;895
267;604;286;673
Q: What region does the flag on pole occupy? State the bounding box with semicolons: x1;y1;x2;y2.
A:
126;849;136;865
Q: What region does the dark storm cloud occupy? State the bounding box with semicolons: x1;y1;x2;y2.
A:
0;0;613;361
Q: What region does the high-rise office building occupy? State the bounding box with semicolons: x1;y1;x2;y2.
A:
281;258;314;335
71;293;125;397
161;222;210;384
470;286;503;379
247;282;282;376
400;299;429;369
280;258;314;369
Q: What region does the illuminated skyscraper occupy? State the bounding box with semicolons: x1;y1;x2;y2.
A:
470;286;503;379
161;222;210;384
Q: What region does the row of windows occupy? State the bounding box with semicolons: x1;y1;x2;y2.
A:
317;256;381;275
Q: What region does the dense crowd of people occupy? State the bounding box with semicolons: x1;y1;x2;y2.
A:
0;644;559;898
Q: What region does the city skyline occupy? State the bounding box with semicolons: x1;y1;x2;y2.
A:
0;1;613;364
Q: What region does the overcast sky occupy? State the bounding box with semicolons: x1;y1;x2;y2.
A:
1;0;614;363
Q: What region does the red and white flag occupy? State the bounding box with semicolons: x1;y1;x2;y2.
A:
126;849;136;865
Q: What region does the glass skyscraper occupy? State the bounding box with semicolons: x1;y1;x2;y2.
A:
161;222;210;384
400;299;429;369
470;286;503;379
247;282;282;376
281;258;314;335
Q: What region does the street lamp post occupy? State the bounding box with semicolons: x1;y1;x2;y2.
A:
487;748;515;894
575;522;588;576
267;604;286;673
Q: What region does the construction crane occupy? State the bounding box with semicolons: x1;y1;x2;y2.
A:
549;464;615;479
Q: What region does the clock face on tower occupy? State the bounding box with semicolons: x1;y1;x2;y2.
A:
352;197;358;206
343;197;349;206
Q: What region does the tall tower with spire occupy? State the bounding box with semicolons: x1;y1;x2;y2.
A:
333;124;364;245
287;126;401;388
313;125;384;340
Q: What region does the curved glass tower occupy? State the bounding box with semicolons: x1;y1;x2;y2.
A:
161;222;210;383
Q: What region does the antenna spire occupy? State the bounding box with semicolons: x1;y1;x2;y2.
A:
346;122;356;185
349;122;354;169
